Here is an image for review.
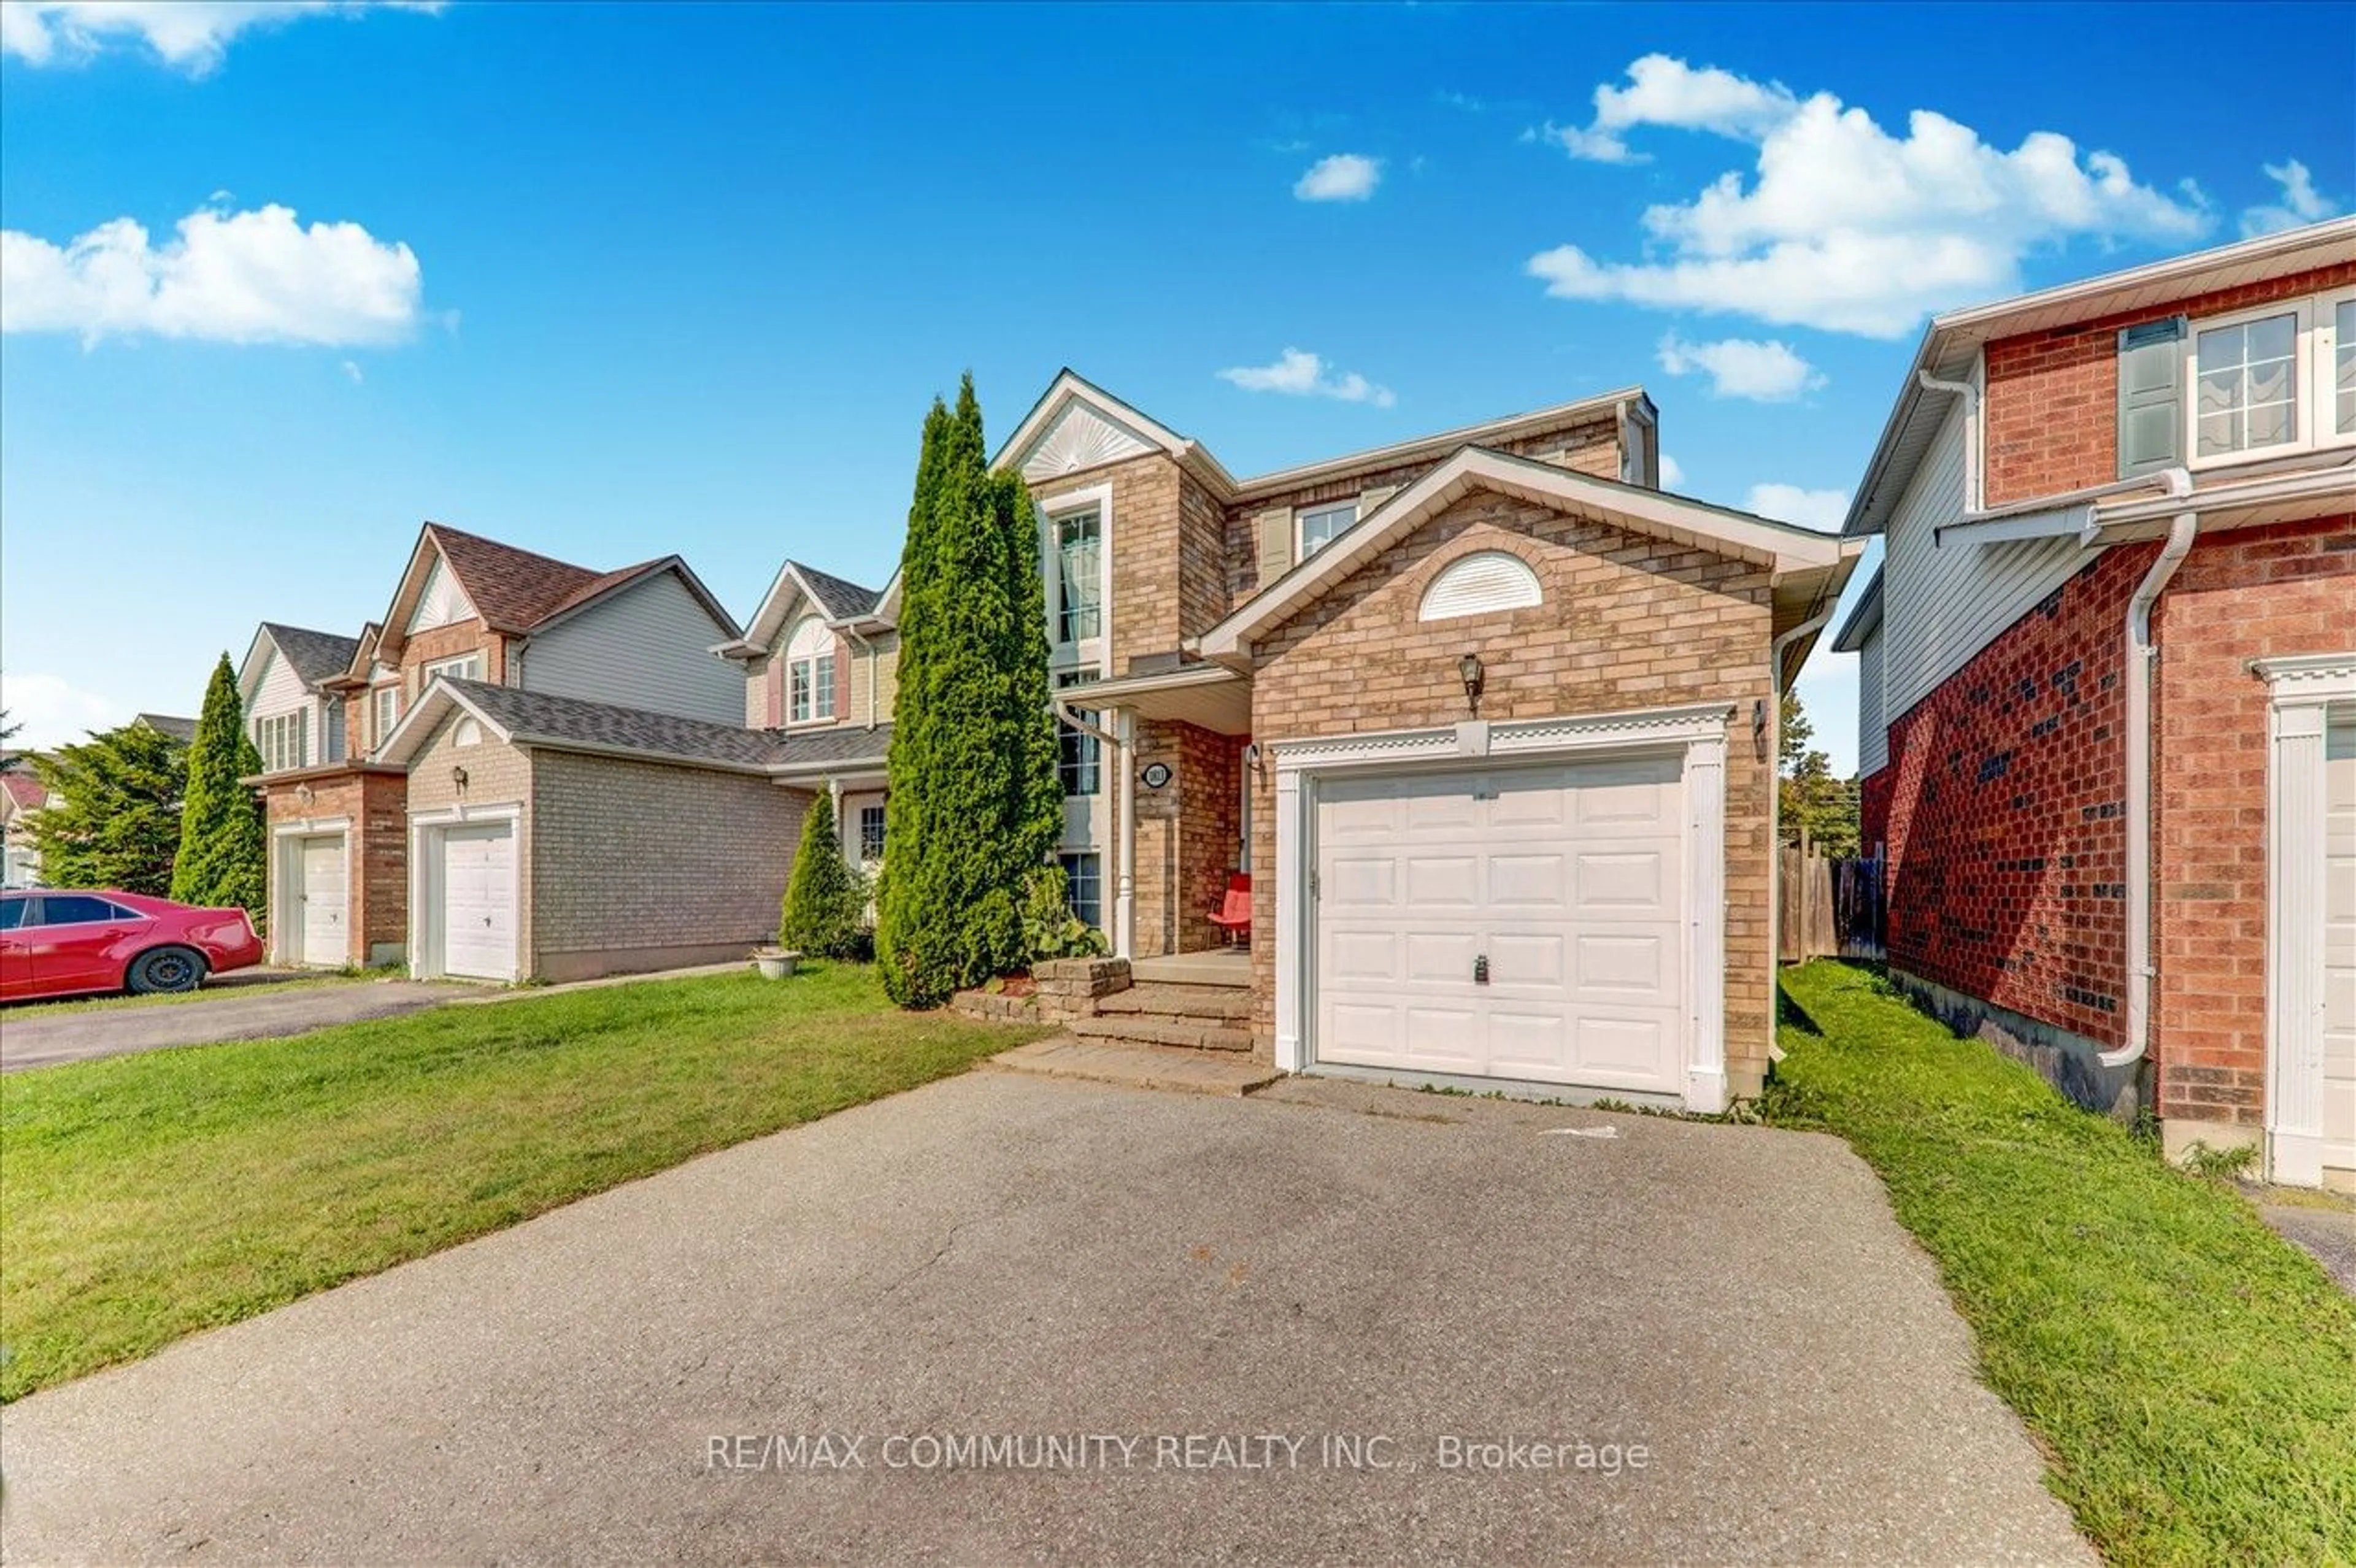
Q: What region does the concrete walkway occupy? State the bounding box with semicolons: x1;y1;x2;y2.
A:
0;1072;2092;1565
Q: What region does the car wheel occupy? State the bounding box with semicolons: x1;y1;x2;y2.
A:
126;945;207;995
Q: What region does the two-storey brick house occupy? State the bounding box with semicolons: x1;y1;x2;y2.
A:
250;521;782;980
1836;218;2356;1187
750;371;1858;1109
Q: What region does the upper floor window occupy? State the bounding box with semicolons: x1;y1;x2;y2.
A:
374;685;401;747
1056;669;1101;798
2185;289;2355;467
422;652;483;688
785;617;836;725
1053;506;1103;646
1298;501;1358;558
254;710;307;773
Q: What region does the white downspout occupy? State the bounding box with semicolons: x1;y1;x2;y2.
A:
1767;604;1838;973
1916;369;1983;512
1053;698;1134;959
2105;472;2198;1070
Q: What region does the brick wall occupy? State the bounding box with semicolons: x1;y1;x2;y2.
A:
1874;548;2138;1048
401;621;507;692
2154;515;2356;1126
1128;720;1245;956
261;768;409;966
1034;452;1183;672
1982;261;2356;507
530;750;803;972
1245;492;1777;1086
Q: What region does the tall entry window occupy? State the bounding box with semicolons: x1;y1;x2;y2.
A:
1056;669;1101;797
1054;507;1103;645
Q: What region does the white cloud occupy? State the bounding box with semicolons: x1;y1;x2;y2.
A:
1217;347;1396;408
340;358;363;383
2240;159;2341;237
0;2;439;74
2;201;425;347
0;671;128;749
1656;332;1822;401
1527;56;2210;337
1745;482;1850;531
1539;54;1798;164
1657;453;1685;490
1294;153;1383;202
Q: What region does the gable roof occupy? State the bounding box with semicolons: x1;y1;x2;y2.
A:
1843;217;2356;539
134;713;198;742
720;558;891;659
3;771;50;811
1199;444;1861;671
376;525;739;657
377;677;890;777
994;366;1649;504
259;623;362;688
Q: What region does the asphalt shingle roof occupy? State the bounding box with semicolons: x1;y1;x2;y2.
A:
427;525;663;634
439;680;890;773
790;561;883;620
134;714;198;742
261;623;363;688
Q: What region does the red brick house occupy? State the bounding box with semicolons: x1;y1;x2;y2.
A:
1836;218;2356;1188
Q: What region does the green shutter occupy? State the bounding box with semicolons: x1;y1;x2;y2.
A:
2117;315;2185;477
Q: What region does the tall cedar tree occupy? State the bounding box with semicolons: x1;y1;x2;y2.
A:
1779;692;1861;857
27;723;188;894
172;654;269;918
779;790;866;957
877;377;1060;1005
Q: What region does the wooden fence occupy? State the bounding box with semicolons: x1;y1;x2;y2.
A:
1779;848;1886;963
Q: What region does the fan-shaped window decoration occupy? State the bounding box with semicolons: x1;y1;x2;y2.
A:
786;616;837;724
452;717;483;748
1419;551;1542;621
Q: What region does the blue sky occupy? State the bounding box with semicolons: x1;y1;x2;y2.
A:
4;1;2350;767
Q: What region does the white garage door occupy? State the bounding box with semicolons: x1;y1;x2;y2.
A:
2323;717;2355;1184
441;821;518;980
1314;756;1687;1093
298;833;347;967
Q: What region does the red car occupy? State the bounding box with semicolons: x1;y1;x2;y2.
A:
0;890;264;1002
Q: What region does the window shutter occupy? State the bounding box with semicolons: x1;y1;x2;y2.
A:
1255;506;1292;586
1358;484;1398;515
2117;316;2185;477
296;707;309;769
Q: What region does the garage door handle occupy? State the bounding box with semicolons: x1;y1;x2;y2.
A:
482;917;493;927
1474;955;1489;985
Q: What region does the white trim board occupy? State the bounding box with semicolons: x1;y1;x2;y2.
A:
2255;651;2356;1187
1269;703;1733;1113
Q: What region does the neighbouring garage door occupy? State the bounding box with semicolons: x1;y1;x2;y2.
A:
441;821;518;980
1315;755;1687;1093
298;833;347;967
2325;717;2354;1184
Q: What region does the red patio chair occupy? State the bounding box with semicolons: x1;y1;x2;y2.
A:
1207;872;1252;947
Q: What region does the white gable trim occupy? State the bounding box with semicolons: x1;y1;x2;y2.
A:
407;553;477;634
994;370;1199;483
1202;445;1854;662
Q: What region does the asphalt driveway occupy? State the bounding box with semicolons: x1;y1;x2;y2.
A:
0;1070;2091;1565
0;978;471;1071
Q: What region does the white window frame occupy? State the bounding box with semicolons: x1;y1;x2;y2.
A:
422;652;484;688
2184;290;2356;471
374;685;401;749
784;617;836;727
1041;483;1113;680
1296;501;1359;559
2322;287;2356;448
254;710;308;774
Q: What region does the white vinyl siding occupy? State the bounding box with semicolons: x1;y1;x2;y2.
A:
520;571;744;724
1857;627;1888;779
1880;396;2084;723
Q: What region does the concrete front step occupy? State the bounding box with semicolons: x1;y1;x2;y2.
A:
1069;1015;1255;1053
988;1037;1280;1097
1095;983;1252;1023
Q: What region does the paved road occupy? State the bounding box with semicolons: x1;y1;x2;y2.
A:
0;1072;2092;1565
0;979;470;1071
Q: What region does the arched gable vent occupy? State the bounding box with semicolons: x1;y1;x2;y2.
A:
1419;551;1542;621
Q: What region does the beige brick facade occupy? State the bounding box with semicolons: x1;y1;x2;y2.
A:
1244;492;1779;1090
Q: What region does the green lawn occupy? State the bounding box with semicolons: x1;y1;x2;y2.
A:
0;963;1044;1402
1773;961;2356;1567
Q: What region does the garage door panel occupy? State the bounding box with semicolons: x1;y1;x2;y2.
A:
1576;849;1675;912
1488;932;1565;986
1404;930;1478;983
440;821;517;980
1326;929;1398;982
1406;855;1480;907
1489;853;1568;907
299;835;347;967
1313;756;1689;1096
